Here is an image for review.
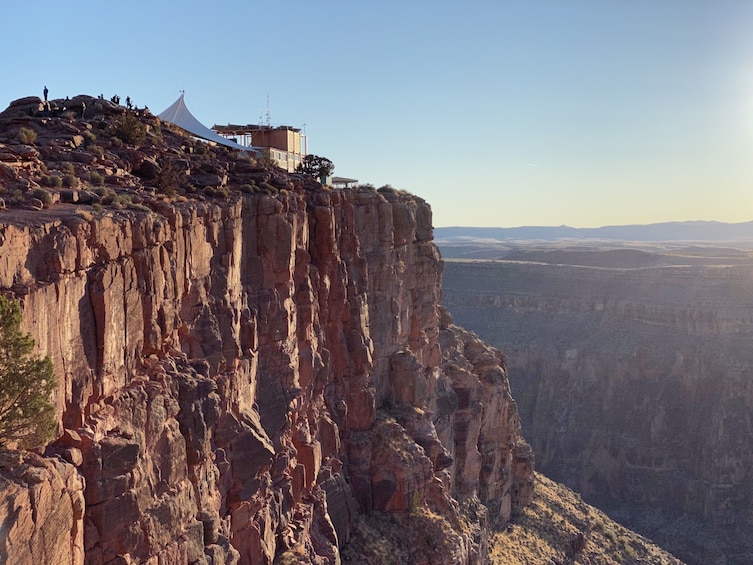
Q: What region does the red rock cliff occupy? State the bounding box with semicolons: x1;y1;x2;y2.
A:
0;188;532;564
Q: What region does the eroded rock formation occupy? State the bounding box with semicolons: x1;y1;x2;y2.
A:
442;256;753;565
0;97;533;564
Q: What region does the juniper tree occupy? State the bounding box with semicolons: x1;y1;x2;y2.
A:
296;154;334;183
0;296;56;449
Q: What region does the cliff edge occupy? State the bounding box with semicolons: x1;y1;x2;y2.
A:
0;95;533;564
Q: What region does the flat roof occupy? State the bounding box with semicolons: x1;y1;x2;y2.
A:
213;124;301;135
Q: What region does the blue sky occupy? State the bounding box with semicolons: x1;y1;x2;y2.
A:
2;1;752;228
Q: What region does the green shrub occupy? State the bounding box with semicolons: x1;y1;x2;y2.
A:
62;174;79;188
17;127;37;144
93;187;116;204
127;202;151;213
3;189;24;204
31;188;52;205
110;194;132;209
60;162;75;174
111;114;146;145
88;171;104;186
92;188;131;209
0;296;57;449
204;186;229;198
42;175;63;188
259;182;278;194
82;130;97;144
155;160;182;197
89;144;105;158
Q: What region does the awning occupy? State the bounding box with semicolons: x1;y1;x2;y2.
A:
158;93;260;155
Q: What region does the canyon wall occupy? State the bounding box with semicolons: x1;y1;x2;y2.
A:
0;187;532;564
442;258;753;565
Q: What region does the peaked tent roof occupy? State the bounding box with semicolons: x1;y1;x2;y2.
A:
158;93;260;155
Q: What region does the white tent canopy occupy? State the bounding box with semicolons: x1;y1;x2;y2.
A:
158;93;260;155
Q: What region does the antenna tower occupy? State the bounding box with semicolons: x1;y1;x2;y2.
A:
265;95;271;127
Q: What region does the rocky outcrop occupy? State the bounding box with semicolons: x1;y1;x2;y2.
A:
442;257;753;564
0;98;533;564
0;451;85;564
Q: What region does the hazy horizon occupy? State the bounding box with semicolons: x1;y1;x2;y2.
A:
436;218;753;230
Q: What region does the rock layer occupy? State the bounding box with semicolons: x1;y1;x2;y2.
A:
0;176;532;563
442;257;753;565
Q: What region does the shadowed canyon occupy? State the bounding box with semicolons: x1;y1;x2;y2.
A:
440;234;753;565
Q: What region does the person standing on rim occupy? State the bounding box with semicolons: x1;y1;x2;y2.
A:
43;86;48;101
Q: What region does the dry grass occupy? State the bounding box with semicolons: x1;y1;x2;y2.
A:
490;473;685;564
342;505;468;564
342;472;684;564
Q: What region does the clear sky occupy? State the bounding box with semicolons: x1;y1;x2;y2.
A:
2;0;752;228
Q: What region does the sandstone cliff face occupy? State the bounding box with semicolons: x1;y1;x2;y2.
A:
442;258;753;565
0;451;85;564
0;172;532;562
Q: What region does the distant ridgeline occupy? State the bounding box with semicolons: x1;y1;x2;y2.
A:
435;220;753;243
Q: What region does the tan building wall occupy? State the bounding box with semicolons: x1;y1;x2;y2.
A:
251;128;302;154
213;124;306;173
260;147;303;173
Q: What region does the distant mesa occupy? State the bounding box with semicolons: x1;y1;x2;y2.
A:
436;220;753;244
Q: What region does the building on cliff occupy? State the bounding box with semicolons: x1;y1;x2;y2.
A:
331;176;359;189
213;123;307;173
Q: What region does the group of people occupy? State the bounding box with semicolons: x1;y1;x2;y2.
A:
41;87;85;118
42;87;149;118
108;94;133;109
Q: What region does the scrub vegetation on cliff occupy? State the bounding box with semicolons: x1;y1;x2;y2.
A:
0;296;56;449
491;473;683;564
0;94;324;212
